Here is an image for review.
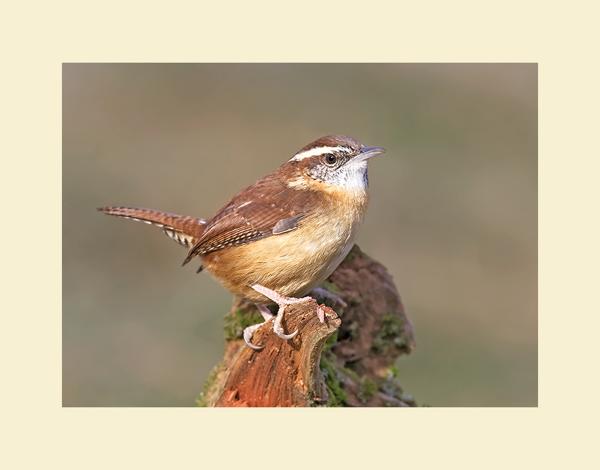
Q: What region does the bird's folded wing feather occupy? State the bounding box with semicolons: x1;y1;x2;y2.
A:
182;175;317;265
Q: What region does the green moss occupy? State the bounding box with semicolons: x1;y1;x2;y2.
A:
223;308;265;341
358;377;378;403
372;313;406;354
196;363;223;407
320;355;347;406
388;364;400;379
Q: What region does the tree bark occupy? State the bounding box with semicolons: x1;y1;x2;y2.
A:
197;245;416;407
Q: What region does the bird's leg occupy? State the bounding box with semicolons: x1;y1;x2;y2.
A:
251;283;312;306
250;284;322;339
242;304;274;351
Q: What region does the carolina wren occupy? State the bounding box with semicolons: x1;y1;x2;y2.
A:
99;135;385;349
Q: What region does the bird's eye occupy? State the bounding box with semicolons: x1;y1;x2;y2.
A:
324;153;337;166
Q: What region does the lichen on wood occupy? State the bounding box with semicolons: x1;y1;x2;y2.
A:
198;245;416;407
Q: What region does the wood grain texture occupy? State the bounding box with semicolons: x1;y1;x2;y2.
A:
213;301;340;407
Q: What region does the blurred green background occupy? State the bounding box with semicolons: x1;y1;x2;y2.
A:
63;64;537;406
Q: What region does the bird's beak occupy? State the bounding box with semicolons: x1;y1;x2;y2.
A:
354;146;385;162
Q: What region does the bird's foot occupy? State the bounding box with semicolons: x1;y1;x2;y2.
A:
242;304;274;350
250;284;322;344
251;284;312;306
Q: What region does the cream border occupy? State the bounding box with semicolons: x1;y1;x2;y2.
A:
3;0;598;468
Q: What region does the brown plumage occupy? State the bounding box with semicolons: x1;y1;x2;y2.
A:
99;135;384;304
97;206;207;248
181;172;316;261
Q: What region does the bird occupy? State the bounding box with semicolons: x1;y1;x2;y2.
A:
98;135;385;350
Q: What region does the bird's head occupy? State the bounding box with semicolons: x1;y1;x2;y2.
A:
285;135;385;194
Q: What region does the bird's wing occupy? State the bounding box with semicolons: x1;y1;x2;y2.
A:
181;175;315;265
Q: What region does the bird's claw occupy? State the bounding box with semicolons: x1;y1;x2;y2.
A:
243;323;265;351
273;305;298;340
273;325;298;340
242;304;276;350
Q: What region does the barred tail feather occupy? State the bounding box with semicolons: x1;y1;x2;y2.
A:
97;206;207;249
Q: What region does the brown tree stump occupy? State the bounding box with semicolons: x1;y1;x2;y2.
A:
197;245;416;407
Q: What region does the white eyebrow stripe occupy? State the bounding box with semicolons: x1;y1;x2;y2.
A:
289;145;349;161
